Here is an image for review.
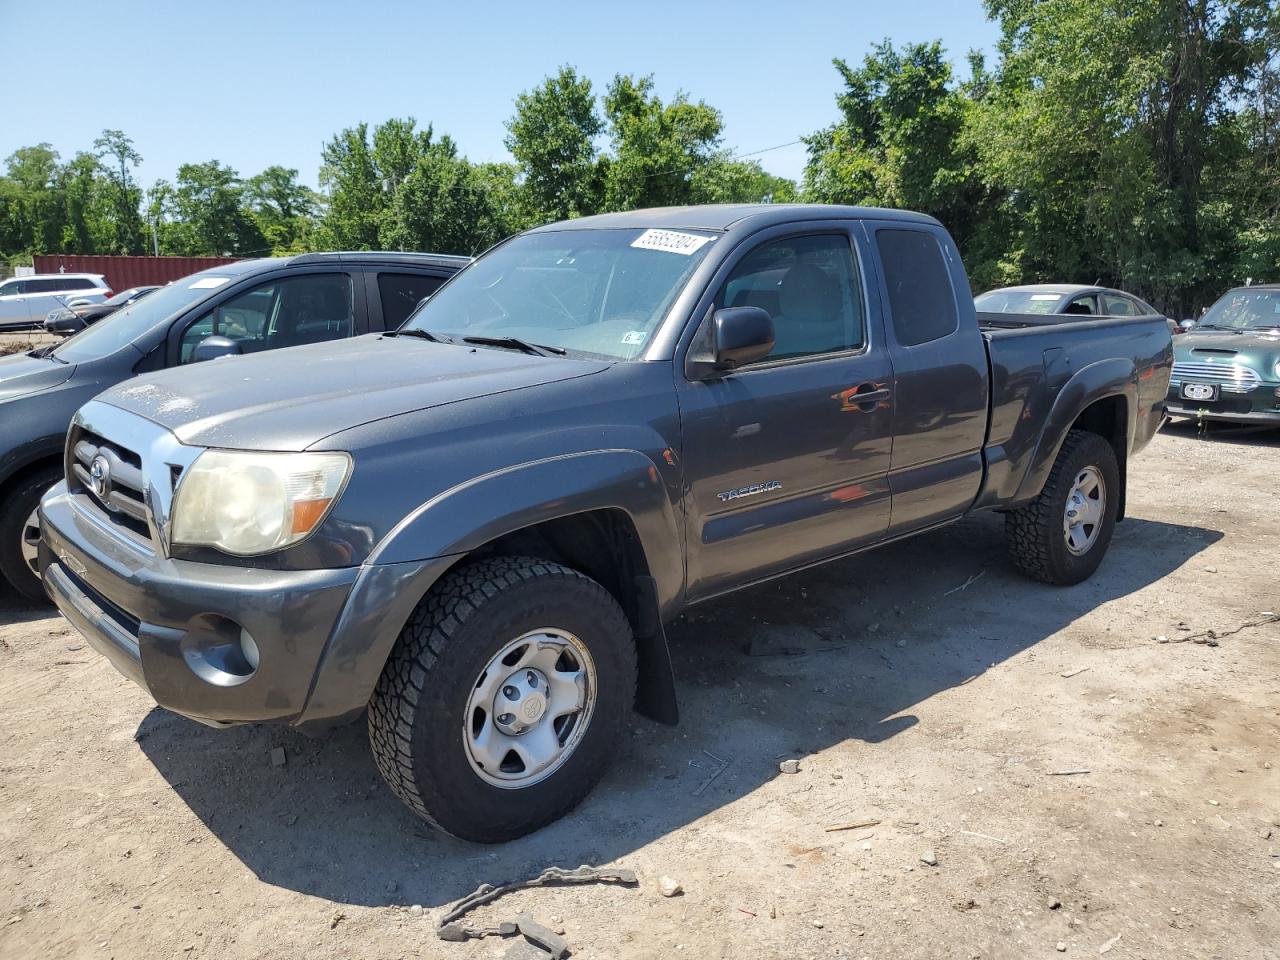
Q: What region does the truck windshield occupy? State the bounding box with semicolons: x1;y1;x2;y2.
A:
1198;289;1280;330
53;276;231;363
401;228;717;359
974;289;1066;314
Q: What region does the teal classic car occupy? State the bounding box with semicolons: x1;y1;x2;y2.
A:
1167;284;1280;424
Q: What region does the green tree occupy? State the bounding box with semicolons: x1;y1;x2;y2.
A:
803;41;999;282
92;129;145;254
0;144;64;256
57;151;112;254
170;160;264;256
318;122;383;249
505;66;604;223
692;153;798;204
245;165;319;254
601;74;724;210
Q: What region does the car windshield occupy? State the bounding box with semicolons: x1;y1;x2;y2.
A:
974;289;1067;314
1198;289;1280;331
401;227;717;359
53;276;232;362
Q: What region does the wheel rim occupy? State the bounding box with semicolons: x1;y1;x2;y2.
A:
463;628;596;789
20;507;40;578
1063;465;1105;556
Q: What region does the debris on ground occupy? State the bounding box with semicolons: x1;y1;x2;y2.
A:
1159;612;1280;646
920;849;938;866
778;759;801;775
1060;667;1089;679
1056;941;1067;952
958;829;1008;844
825;818;881;833
1098;932;1122;954
658;877;683;898
328;911;345;929
436;864;637;955
943;570;986;596
693;750;731;797
269;747;286;767
1048;768;1091;776
1049;899;1063;910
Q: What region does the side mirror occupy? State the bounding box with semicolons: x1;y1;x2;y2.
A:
711;306;775;370
191;335;242;363
1178;319;1196;332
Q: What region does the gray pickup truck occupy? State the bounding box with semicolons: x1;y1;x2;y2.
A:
39;205;1172;842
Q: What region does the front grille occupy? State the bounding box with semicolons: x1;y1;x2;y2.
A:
1170;361;1261;394
67;426;152;540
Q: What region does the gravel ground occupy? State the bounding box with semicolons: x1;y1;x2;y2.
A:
0;420;1277;960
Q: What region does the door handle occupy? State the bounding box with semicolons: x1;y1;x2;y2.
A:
833;382;891;412
852;387;890;403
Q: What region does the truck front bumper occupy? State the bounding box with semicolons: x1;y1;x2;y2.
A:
39;486;456;731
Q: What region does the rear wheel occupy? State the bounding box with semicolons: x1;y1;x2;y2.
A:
367;556;637;842
0;465;61;604
1005;430;1119;585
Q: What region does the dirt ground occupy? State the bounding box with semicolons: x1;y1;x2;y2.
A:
1;419;1277;960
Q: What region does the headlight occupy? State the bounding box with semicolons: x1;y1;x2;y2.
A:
171;450;351;555
1274;359;1280;381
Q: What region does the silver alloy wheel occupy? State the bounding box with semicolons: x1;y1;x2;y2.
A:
1063;465;1105;556
20;507;40;577
463;628;596;789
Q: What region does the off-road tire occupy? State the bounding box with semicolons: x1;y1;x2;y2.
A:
1005;430;1120;586
367;555;637;842
0;465;62;604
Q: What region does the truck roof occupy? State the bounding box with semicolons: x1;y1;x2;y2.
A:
528;203;942;234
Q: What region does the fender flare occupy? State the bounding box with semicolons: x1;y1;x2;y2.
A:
297;449;685;730
371;449;683;604
1013;357;1135;506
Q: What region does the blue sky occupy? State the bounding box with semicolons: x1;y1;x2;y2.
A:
3;0;1000;190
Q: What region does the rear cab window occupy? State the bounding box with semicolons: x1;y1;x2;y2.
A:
875;229;958;346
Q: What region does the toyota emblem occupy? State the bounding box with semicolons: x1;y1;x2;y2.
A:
89;455;111;500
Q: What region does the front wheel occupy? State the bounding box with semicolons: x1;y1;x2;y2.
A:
1005;430;1120;585
0;465;61;604
367;556;637;842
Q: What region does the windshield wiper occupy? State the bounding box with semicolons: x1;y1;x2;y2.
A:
461;335;566;357
384;328;452;343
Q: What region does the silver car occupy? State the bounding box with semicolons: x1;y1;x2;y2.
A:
0;273;111;330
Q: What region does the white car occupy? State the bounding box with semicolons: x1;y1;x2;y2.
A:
0;273;111;330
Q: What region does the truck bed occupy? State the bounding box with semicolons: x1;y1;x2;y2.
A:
974;311;1174;510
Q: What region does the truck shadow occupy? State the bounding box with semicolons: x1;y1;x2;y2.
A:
135;512;1220;909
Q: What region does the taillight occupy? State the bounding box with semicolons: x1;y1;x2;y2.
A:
101;289;113;298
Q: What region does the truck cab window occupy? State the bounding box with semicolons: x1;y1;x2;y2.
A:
720;234;865;362
876;229;959;345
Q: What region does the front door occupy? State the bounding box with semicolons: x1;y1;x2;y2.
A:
677;229;894;601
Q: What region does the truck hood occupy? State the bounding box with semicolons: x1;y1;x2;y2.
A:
96;334;611;451
1176;329;1280;371
0;350;75;401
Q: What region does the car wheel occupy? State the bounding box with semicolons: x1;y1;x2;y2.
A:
0;465;62;604
1005;430;1120;585
367;555;637;842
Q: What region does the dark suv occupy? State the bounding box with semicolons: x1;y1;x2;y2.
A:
0;251;466;600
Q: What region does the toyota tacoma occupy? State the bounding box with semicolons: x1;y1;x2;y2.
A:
39;205;1172;842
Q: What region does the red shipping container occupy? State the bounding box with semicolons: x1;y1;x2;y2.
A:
32;255;244;293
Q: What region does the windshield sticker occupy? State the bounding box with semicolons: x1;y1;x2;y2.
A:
188;277;231;289
1030;294;1060;301
630;229;713;256
621;331;647;346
